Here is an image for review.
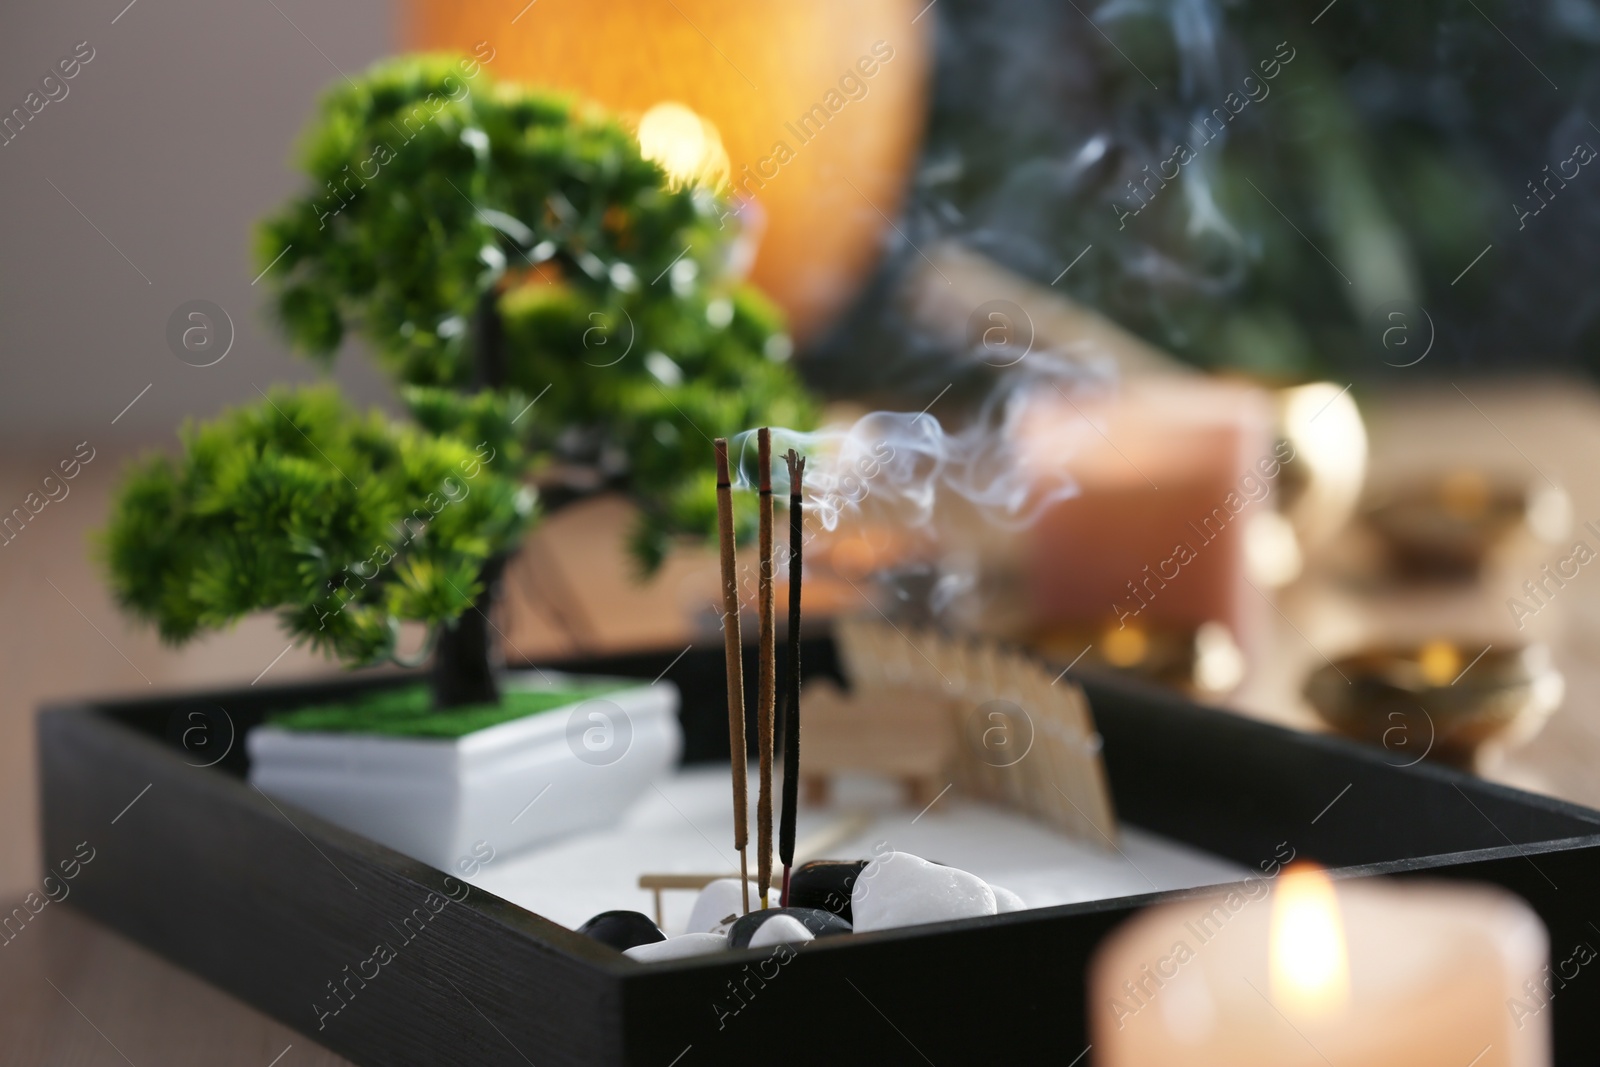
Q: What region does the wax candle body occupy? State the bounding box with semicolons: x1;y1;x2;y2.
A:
1090;876;1549;1066
1022;377;1276;655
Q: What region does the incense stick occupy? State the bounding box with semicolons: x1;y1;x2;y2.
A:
756;429;776;910
713;438;750;915
779;448;805;907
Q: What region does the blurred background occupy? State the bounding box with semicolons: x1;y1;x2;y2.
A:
5;0;1600;1053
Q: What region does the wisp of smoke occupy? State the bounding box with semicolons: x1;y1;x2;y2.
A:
729;371;1079;536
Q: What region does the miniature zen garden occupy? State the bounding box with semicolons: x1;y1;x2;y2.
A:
21;4;1588;1057
89;56;1247;964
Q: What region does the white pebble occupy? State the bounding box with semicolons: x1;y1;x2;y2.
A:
624;932;726;962
747;914;815;949
991;884;1028;913
852;852;997;933
685;878;758;936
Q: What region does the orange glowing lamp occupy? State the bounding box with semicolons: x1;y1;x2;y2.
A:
403;0;932;341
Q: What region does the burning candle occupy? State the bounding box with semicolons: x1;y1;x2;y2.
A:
1090;866;1549;1066
1020;376;1277;669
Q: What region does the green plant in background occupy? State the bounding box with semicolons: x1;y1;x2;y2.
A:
866;0;1583;389
256;55;813;569
101;386;534;703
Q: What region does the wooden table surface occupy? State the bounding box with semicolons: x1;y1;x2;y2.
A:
0;904;349;1066
5;379;1600;1062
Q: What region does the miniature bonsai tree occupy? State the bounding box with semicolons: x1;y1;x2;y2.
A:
242;56;814;710
255;56;813;568
95;56;814;715
102;386;535;708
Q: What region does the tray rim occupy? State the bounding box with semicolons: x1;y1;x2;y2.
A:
40;666;1600;977
42;646;1600;1065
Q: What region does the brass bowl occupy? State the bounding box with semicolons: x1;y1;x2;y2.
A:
1033;620;1246;698
1303;641;1563;770
1364;472;1571;578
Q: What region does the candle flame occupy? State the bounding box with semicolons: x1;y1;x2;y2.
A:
1269;864;1349;1017
1101;622;1149;667
1417;640;1461;687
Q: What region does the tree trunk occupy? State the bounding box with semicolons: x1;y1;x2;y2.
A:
432;552;508;709
431;288;512;710
468;287;507;390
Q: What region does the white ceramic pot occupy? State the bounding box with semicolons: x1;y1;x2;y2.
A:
247;674;681;870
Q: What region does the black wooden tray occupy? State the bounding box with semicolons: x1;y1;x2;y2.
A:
37;635;1600;1065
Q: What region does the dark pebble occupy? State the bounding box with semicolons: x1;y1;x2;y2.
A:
578;910;665;951
728;906;852;949
787;859;870;922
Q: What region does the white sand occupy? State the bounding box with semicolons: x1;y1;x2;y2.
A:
468;764;1248;935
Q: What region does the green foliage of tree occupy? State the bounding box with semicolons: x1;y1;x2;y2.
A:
101;386;534;666
256;55;814;567
101;55;813;711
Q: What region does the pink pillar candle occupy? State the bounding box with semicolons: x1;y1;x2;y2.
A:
1022;377;1278;647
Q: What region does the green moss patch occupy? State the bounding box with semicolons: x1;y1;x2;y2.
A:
268;682;629;739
